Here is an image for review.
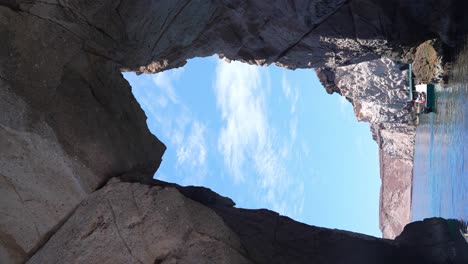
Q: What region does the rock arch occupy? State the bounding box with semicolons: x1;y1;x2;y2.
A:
0;0;467;263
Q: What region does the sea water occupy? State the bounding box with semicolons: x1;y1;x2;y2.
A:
411;47;468;224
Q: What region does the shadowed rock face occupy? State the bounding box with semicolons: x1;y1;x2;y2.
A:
117;0;467;72
27;179;468;264
0;3;165;261
1;0;468;263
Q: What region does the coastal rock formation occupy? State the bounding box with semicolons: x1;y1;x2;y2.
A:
28;179;468;264
374;124;415;239
315;40;454;238
28;179;250;264
316;58;416;238
1;0;468;263
396;218;468;263
0;7;165;261
412;40;445;84
126;0;468;73
326;58;412;124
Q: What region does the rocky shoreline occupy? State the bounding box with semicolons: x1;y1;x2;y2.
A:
316;39;459;238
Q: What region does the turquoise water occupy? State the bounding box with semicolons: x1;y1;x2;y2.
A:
411;51;468;223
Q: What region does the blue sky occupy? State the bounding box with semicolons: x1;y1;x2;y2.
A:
124;56;381;237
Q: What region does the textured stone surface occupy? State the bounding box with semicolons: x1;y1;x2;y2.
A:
396;218;468;264
28;180;468;264
122;0;468;73
0;83;89;262
373;125;415;239
0;4;165;262
6;0;464;73
317;58;416;238
213;207;468;264
334;58;411;124
28;180;250;264
1;0;468;262
413;41;443;83
378;148;413;239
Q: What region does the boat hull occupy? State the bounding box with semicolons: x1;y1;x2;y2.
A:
426;84;436;109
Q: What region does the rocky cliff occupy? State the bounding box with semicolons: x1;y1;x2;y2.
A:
316;58;416;238
27;177;468;264
1;0;468;263
315;39;455;238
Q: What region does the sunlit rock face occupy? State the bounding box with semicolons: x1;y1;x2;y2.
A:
1;0;467;262
316;58;416;238
26;178;468;264
374;123;415;239
27;179;250;264
333;60;417;239
334;58;410;124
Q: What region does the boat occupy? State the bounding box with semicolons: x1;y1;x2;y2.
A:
408;64;436;115
414;83;436;114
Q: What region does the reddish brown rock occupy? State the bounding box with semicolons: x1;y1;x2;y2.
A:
378;150;413;238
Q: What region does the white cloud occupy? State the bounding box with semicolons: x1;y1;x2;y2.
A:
215;60;267;183
176;121;207;168
282;73;299;114
132;68;208;185
290;117;298;143
154;94;168;108
279;74;299;164
132;61;306;219
339;95;350;114
152;67;185;104
214;60;304;218
282;74;292;98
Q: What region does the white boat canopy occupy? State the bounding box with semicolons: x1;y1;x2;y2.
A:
415;84;428;93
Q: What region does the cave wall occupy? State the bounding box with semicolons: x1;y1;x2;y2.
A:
0;4;165;261
27;178;406;264
1;0;468;263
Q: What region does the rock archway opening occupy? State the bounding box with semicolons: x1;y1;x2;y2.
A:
2;0;468;262
124;55;382;236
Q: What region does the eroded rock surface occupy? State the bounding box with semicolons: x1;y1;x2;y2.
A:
412;40;445;84
316;58;416;238
28;180;250;264
396;218;468;264
28;179;468;264
0;4;165;262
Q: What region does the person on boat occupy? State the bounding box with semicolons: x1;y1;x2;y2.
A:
423;106;432;113
416;93;426;104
